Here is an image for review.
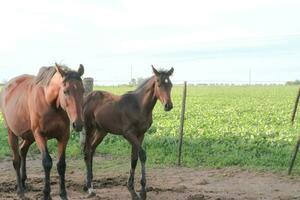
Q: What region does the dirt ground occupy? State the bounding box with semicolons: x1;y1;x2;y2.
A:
1;156;300;200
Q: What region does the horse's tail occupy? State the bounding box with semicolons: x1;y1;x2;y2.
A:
80;92;95;152
80;91;103;153
292;88;300;125
80;98;89;152
80;129;87;152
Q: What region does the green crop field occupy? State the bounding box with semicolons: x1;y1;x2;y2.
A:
1;85;300;172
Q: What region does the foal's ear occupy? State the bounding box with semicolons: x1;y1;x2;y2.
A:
152;65;160;76
167;67;174;76
55;63;66;77
78;64;84;76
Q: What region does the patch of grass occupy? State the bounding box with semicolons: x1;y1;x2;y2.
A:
1;85;300;174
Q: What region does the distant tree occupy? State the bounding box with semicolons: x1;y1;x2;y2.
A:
286;80;300;86
129;78;136;86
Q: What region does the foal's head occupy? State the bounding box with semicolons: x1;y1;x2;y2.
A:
152;65;174;111
55;63;85;131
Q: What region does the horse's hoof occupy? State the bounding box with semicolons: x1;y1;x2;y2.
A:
43;196;52;200
127;186;139;200
21;184;27;191
60;196;68;200
140;190;147;200
83;185;88;192
129;191;140;200
17;193;26;200
59;190;68;200
87;188;96;198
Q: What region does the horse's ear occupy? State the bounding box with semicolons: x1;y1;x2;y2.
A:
55;63;66;77
167;67;174;76
78;64;84;76
152;65;160;76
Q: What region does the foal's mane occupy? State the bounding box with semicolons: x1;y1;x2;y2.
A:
35;65;81;86
134;69;171;93
135;77;154;93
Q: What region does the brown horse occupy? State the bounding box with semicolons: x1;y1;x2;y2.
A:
0;64;85;200
82;65;174;200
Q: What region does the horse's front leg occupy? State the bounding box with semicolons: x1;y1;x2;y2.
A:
34;131;52;200
138;134;147;200
127;145;139;200
124;132;147;200
57;137;69;200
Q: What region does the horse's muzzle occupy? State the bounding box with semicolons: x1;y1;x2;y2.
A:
164;102;173;111
73;121;83;132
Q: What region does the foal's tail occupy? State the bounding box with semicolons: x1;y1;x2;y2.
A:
81;91;103;151
80;129;87;152
292;88;300;125
80;92;95;152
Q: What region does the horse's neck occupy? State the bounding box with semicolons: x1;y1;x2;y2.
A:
136;78;157;115
44;73;62;107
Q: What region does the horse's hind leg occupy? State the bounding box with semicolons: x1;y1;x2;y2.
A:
57;136;69;200
8;129;24;199
20;138;34;190
124;132;147;200
138;134;147;200
84;128;107;197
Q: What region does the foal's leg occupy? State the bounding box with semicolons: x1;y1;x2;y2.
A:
124;132;147;200
83;128;95;195
57;137;69;200
20;139;34;190
8;129;24;199
127;145;139;200
138;134;147;200
84;129;107;197
34;132;52;200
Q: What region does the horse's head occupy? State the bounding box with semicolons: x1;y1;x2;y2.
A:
152;65;174;111
55;63;85;132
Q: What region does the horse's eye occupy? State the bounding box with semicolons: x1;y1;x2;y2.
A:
63;90;70;95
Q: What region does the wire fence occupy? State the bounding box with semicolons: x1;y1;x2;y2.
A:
93;79;289;86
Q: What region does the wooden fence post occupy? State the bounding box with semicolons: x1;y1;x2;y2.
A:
288;88;300;174
178;81;187;166
83;77;94;96
289;138;300;175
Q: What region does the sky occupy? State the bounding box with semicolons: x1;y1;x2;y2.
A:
0;0;300;85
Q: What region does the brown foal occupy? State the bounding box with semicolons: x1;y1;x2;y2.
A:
82;65;174;200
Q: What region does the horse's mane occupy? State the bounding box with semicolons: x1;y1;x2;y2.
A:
35;67;57;86
133;69;171;93
135;77;153;92
35;65;81;86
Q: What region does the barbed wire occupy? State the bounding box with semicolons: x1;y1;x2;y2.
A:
93;79;290;85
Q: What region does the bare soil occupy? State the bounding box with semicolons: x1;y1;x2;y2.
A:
1;156;300;200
